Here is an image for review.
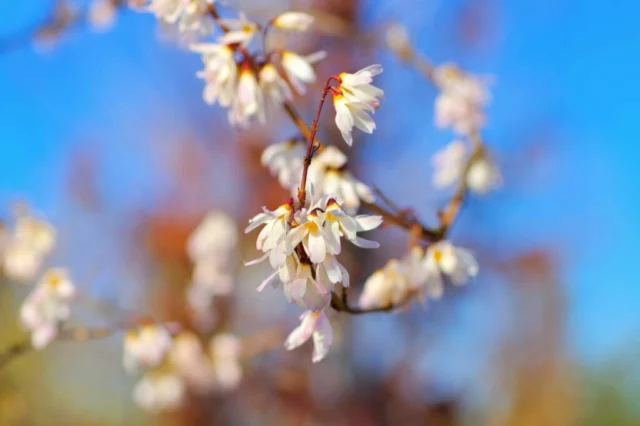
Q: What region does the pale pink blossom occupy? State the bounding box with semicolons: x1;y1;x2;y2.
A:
285;310;333;363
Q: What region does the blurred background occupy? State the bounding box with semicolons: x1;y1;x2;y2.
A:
1;0;640;424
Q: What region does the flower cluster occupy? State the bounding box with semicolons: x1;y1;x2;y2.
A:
432;140;501;194
261;143;375;214
19;268;75;349
135;0;215;35
245;196;382;361
124;324;242;411
186;211;238;329
359;241;479;310
433;63;490;136
1;214;56;282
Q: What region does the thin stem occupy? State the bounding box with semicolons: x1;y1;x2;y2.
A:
296;77;336;207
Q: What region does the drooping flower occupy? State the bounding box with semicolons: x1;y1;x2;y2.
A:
285;209;338;264
217;12;259;46
320;169;375;215
19;268;75;349
259;63;293;106
228;67;265;128
261;139;305;189
322;198;382;251
358;259;410;310
272;12;314;32
423;241;478;298
281;50;327;94
244;201;293;267
285;310;333;363
192;43;237;107
332;65;384;145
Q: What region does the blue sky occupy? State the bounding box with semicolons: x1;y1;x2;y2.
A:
1;0;639;365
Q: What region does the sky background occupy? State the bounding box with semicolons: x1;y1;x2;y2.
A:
1;0;639;370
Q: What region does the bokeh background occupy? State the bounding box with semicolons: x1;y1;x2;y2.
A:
1;0;640;424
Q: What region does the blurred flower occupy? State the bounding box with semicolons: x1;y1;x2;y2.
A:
432;140;501;194
123;324;173;372
359;259;410;310
142;0;214;35
432;140;466;189
228;67;265;128
423;241;478;298
218;12;258;46
260;63;293;106
187;210;237;267
385;22;412;60
209;333;243;390
88;0;117;31
433;63;489;135
466;156;502;194
272;12;314;32
319;169;375;215
281;50;326;94
285;310;333;363
261;139;305;189
19;268;75;349
333;65;384;145
192;43;237;107
133;373;185;412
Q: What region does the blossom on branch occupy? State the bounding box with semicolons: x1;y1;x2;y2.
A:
332;65;384;145
19;268;75;349
217;12;259;46
285;310;333;363
281;50;327;94
423;241;478;298
123;324;174;372
433;63;490;135
191;43;237;107
432;140;501;194
141;0;215;35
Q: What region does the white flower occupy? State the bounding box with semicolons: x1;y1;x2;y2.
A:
385;22;411;58
245;201;293;268
358;259;410;310
14;216;56;255
333;65;384;145
466;157;501;194
2;240;43;282
433;63;489;135
187;210;237;267
209;333;243;390
319;169;375;215
217;12;258;46
423;241;478;298
259;63;293;106
272;12;314;32
88;0;117;31
145;0;214;35
322;198;382;251
192;43;237;107
261;139;305;189
316;254;349;289
228;68;265;128
432;140;466;189
281;50;326;94
190;263;234;295
123;324;173;372
170;332;217;392
19;268;75;349
133;373;185;412
286;209;338;264
284;262;330;311
285;310;333;363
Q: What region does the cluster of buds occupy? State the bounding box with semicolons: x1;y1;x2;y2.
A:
186;211;238;329
245;195;382;362
359;241;479;310
124;323;242;411
19;268;75;349
0;213;56;282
